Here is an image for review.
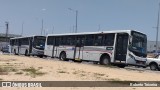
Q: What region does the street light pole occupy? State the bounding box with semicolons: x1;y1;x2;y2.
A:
41;19;43;35
156;3;160;52
21;22;24;36
41;8;46;35
68;8;78;33
75;10;78;33
5;22;9;42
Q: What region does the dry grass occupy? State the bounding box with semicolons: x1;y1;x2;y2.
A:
22;67;46;78
0;65;17;75
57;69;69;74
15;71;23;75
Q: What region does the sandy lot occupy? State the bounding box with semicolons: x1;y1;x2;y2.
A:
0;54;160;90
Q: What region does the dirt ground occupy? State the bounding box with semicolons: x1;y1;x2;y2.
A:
0;54;160;90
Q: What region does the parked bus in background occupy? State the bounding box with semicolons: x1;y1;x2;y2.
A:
44;30;147;67
10;35;46;58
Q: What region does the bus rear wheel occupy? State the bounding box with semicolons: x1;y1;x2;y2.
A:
38;55;43;58
14;49;16;55
100;56;110;65
59;52;68;61
117;64;126;68
25;50;29;56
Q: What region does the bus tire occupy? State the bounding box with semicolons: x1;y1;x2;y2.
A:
59;52;68;61
39;55;43;58
100;55;110;65
73;59;82;63
117;64;126;68
14;49;16;55
25;50;28;56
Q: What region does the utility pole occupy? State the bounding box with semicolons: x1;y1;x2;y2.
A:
75;10;78;33
41;19;43;35
5;22;9;42
68;8;78;33
156;3;160;52
21;22;24;36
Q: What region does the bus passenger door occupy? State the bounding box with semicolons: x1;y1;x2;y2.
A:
52;37;59;57
19;39;22;54
17;39;20;54
29;37;33;54
52;38;56;58
115;33;129;63
74;36;84;61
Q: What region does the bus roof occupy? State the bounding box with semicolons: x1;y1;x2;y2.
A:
10;35;45;40
47;30;144;36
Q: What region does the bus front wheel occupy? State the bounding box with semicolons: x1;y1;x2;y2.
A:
100;55;110;65
59;52;68;61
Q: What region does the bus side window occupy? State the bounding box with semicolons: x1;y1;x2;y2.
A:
13;40;15;45
47;36;54;45
10;40;14;46
85;35;94;46
103;33;115;46
59;37;62;45
81;37;85;46
94;34;103;46
55;37;60;46
75;36;81;46
60;36;66;45
19;39;22;46
66;36;71;45
66;36;75;45
15;39;19;46
21;38;29;45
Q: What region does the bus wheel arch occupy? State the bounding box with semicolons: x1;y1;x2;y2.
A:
100;53;111;65
59;51;68;61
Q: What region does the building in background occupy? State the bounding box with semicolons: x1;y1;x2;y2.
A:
0;33;21;50
147;40;160;52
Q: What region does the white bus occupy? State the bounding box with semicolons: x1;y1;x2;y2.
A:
44;30;147;67
10;35;46;57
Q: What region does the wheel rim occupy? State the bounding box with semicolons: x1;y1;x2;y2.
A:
150;64;157;70
14;50;16;54
103;58;109;65
61;53;65;60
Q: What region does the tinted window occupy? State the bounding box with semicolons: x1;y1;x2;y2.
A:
61;36;68;45
66;36;75;45
10;40;14;46
21;38;29;45
47;36;54;45
85;35;94;46
103;33;115;46
55;37;60;46
75;35;85;46
14;39;19;45
94;34;103;46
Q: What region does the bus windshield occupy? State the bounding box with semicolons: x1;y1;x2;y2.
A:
129;31;147;57
33;36;46;50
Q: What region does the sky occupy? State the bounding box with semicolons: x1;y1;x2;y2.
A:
0;0;159;40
